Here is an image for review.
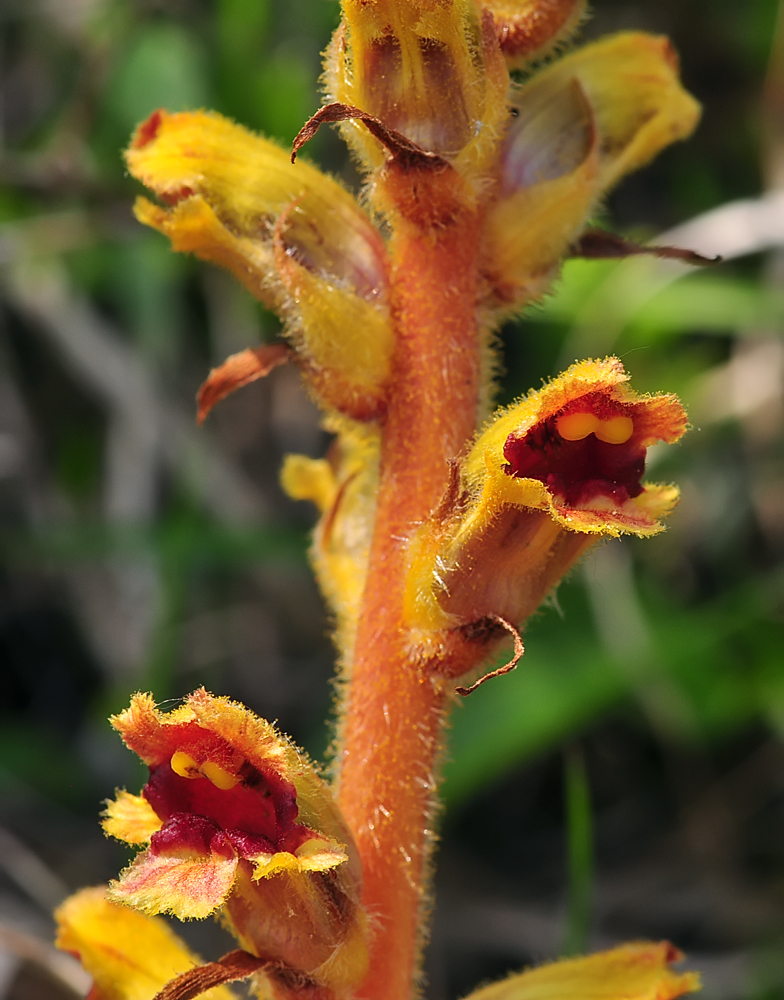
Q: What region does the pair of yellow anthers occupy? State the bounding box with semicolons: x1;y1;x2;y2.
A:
556;412;634;443
170;751;240;790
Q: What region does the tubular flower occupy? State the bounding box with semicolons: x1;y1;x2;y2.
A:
55;887;236;1000
405;358;687;668
323;0;510;181
481;32;701;311
126;111;393;421
102;689;369;998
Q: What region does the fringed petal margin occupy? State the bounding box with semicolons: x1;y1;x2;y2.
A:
102;789;162;844
108;823;239;920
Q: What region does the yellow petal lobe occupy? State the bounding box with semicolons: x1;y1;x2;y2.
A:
460;941;700;1000
109;845;238;920
102;790;162;844
55;887;235;1000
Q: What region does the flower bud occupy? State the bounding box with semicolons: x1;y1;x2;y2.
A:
281;418;380;655
480;32;701;311
325;0;509;180
127;110;392;420
485;0;587;69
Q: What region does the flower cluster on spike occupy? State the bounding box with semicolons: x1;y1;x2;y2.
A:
55;1;706;999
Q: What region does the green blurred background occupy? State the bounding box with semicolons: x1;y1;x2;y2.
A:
1;0;783;997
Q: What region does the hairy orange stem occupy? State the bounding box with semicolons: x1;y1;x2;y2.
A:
337;205;482;1000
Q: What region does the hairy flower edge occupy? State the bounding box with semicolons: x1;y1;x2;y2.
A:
102;690;370;994
405;357;687;666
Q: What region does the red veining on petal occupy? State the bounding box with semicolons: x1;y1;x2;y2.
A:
132;109;164;149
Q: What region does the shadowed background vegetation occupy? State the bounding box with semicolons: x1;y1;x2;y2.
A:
1;0;784;998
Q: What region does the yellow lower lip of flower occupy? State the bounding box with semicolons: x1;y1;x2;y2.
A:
482;460;680;537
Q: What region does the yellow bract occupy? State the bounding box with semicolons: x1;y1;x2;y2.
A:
482;32;701;312
55;887;235;1000
326;0;509;182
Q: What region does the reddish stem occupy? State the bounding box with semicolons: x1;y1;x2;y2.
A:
336;206;482;1000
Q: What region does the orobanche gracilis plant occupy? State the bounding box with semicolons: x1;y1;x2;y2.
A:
54;1;709;999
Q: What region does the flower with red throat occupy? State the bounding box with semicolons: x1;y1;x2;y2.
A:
103;689;369;998
405;357;687;677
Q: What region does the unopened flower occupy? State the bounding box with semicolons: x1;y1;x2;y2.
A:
126;111;392;422
405;357;687;672
324;0;509;180
123;6;699;435
101;689;369;997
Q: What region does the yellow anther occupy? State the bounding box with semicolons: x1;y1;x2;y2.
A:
556;411;599;441
595;415;634;444
201;760;240;790
170;751;201;779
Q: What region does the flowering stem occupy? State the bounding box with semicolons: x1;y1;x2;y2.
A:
336;205;482;1000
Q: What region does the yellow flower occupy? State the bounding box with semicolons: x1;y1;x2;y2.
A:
405;358;687;672
127;110;393;422
461;941;700;1000
55;887;236;1000
323;0;509;181
124;11;698;412
481;32;700;311
101;689;369;998
281;416;380;655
